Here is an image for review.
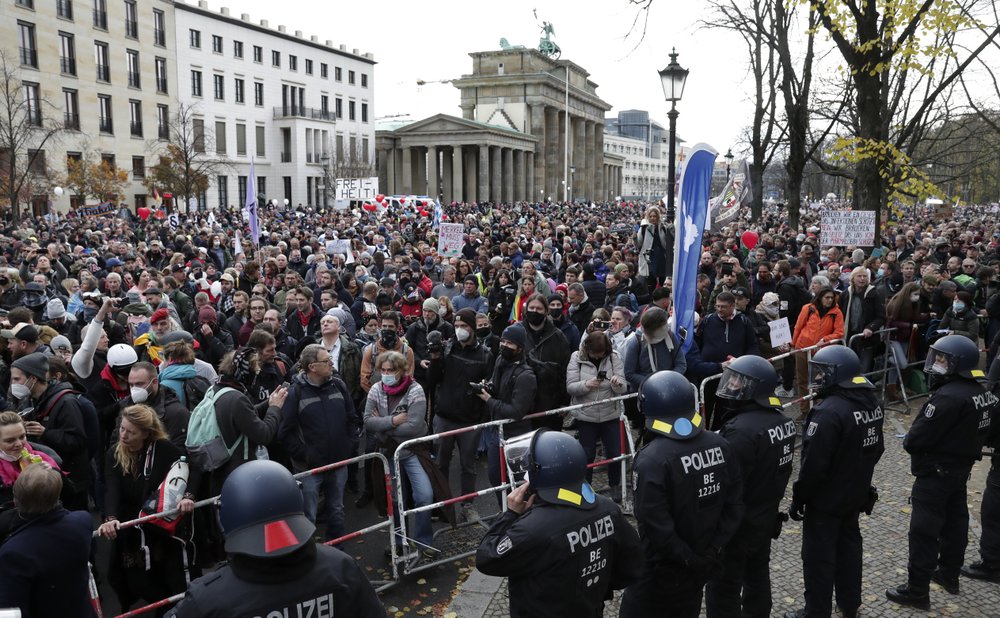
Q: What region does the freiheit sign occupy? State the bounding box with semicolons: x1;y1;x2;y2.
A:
820;210;876;247
335;177;379;201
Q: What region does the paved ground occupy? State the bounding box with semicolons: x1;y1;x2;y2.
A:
440;398;1000;618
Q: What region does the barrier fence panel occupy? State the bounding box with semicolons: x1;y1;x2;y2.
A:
104;452;399;617
847;327;910;410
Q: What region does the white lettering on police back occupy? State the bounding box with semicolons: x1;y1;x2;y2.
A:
973;392;999;410
852;407;883;425
252;593;335;618
768;420;798;444
680;447;725;474
566;514;615;554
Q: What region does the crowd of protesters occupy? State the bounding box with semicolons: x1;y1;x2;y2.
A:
0;196;998;614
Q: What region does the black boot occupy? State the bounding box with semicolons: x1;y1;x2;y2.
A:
885;583;930;610
931;568;960;594
961;560;1000;582
782;610;806;618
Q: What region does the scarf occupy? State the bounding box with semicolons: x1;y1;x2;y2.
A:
100;364;130;400
0;447;56;487
756;303;780;321
382;374;414;397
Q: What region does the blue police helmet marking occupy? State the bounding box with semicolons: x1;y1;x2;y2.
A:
674;417;693;436
582;483;596;504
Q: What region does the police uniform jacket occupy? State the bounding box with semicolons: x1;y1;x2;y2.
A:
166;544;385;618
476;495;641;618
794;388;884;516
632;431;743;568
905;377;996;476
719;403;796;527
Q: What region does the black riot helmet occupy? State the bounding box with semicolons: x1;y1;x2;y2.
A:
638;370;703;440
716;355;781;408
808;345;873;393
218;460;315;558
525;429;595;509
925;334;982;380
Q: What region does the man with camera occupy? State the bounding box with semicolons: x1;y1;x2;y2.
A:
428;309;494;517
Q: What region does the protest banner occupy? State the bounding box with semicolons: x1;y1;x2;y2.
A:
335;177;379;201
768;317;793;348
437;222;464;258
820;210;876;246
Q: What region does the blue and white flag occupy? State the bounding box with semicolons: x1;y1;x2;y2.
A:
244;158;259;247
432;199;443;230
672;144;718;352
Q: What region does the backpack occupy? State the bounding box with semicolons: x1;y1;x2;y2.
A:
182;375;212;410
185;386;247;471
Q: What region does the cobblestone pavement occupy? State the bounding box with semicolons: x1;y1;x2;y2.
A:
471;401;1000;617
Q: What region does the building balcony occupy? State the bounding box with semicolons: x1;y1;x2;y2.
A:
64;113;79;130
60;57;76;75
19;48;37;68
272;106;335;122
124;19;137;38
128;72;141;88
130;121;142;137
154;28;165;46
99;119;112;134
157;125;169;140
96;65;110;82
156;78;168;94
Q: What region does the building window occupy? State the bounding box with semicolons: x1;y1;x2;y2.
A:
57;0;73;19
211;35;222;54
27;150;46;176
320;95;328;115
16;0;33;8
237;176;247;206
255;125;265;157
215;121;226;155
155;57;168;93
189;29;201;48
97;94;112;133
191;70;202;97
320;63;328;78
156;104;169;139
283;176;291;204
348;100;355;121
335;97;342;119
348;70;355;85
236;123;246;156
258;176;266;197
126;49;140;88
94;41;109;81
192;118;204;152
362;138;369;162
271;50;280;67
335;66;341;81
233;40;243;58
23;82;41;126
129;99;141;136
234;78;244;103
213;74;224;101
63;88;79;129
305;59;313;75
361;73;368;88
289;55;297;71
124;0;137;38
335;134;343;159
92;0;106;29
217;176;228;206
253;45;262;62
361;103;368;123
18;22;37;68
253;82;264;106
59;32;76;76
153;9;165;46
132;155;145;178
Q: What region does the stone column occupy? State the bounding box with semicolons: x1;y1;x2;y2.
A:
415;147;428;195
490;145;502;203
460;104;475;120
401;147;413;194
377;148;389;196
393;148;403;193
502;148;514;203
513;149;524;202
526;151;535;202
452;146;464;203
478;145;490;203
530;104;546;199
441;146;453;204
594;123;605;201
465;148;477;202
544;106;559;199
584;122;595;201
573;118;585;202
426;146;439;202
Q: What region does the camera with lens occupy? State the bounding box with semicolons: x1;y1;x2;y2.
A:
426;330;444;355
469;380;493;395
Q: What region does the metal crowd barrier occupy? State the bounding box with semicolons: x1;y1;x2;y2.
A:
846;327;912;411
103;452;398;617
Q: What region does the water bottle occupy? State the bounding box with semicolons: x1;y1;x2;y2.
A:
256;445;270;460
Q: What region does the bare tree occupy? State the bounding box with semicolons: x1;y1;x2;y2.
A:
0;52;62;222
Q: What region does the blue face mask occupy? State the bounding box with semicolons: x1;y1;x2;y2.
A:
953;302;966;312
381;373;398;387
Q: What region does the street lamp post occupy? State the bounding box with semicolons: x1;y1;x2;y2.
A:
569;165;576;203
658;48;689;222
725;148;734;180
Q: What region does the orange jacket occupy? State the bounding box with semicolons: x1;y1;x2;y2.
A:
792;303;845;349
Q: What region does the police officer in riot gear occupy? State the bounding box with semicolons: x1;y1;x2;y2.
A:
786;345;884;618
167;460;385;618
475;429;640;618
705;355;796;618
887;335;995;608
962;359;1000;583
620;370;743;618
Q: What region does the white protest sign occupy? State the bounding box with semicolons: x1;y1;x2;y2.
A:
820;210;876;247
335;177;379;201
768;317;792;348
325;239;352;256
437;222;465;258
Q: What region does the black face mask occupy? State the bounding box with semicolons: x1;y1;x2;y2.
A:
500;347;520;362
525;311;546;327
380;329;398;348
476;327;492;339
549;308;563;321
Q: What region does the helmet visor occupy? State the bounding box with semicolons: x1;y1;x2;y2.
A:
716;367;760;400
924;348;957;376
502;429;540;486
808;360;837;391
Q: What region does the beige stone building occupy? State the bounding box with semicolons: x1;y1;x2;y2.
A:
376;48;622;204
1;0;177;214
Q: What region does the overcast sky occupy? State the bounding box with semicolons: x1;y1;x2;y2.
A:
231;0;754;151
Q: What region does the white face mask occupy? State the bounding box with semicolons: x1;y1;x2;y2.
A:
910;294;920;302
455;328;471;342
130;386;149;403
10;379;34;401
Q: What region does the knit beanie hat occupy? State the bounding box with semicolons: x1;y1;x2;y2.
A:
423;298;440;314
46;298;66;320
12;352;49;380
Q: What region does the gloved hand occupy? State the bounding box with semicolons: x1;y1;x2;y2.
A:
789;497;806;521
863;485;879;515
690;547;723;579
772;511;789;539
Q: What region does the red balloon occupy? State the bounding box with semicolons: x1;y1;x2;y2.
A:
399;198;406;205
363;203;376;212
741;231;759;250
419;209;429;217
375;194;385;203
